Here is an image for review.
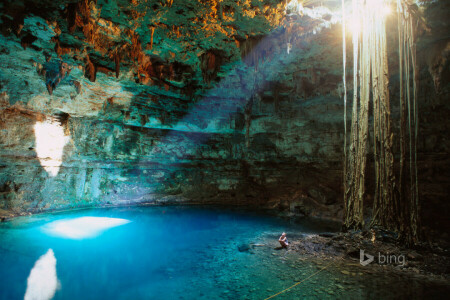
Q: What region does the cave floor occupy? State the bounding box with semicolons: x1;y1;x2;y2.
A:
0;206;448;299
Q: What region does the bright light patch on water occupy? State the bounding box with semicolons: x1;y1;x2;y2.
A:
24;249;58;300
34;120;70;177
0;207;443;299
42;217;131;239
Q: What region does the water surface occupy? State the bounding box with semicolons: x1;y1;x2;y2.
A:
0;206;447;299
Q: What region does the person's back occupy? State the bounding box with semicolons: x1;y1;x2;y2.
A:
279;232;289;248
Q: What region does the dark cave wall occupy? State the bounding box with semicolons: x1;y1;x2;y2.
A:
0;0;449;238
0;91;345;219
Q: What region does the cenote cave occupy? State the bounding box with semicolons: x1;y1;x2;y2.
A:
0;0;449;299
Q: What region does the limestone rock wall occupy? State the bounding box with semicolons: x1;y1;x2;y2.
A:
0;0;448;236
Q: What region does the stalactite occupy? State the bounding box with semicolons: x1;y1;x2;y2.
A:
84;55;97;82
114;50;120;78
150;27;155;50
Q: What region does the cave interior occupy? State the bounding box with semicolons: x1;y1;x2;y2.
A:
0;0;449;299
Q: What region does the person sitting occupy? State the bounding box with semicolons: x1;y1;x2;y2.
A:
279;232;289;248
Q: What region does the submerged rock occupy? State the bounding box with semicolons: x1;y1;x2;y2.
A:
238;244;251;252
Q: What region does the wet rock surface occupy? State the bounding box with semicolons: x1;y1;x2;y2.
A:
213;225;450;299
288;229;450;280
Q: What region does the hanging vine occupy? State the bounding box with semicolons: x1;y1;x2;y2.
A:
344;0;381;230
342;0;421;243
344;0;363;230
397;0;420;243
342;0;348;226
370;0;397;231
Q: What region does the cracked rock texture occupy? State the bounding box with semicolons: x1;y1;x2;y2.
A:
0;0;448;238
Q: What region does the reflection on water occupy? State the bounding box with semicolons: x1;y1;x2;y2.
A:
24;249;58;300
0;206;448;300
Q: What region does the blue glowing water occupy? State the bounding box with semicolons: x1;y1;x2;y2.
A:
0;206;448;299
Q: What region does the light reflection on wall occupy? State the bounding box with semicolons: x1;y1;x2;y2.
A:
34;119;70;177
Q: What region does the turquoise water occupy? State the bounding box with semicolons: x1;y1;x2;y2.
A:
0;206;448;299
